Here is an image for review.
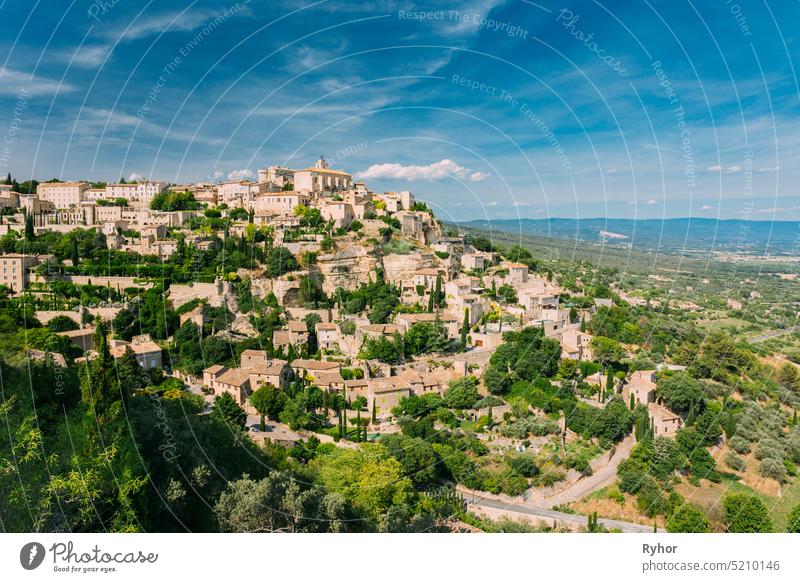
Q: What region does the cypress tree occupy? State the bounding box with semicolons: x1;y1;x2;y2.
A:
580;315;586;333
24;213;35;241
629;393;635;410
434;274;442;308
461;308;470;346
371;399;376;423
427;286;434;313
70;237;80;266
356;408;361;442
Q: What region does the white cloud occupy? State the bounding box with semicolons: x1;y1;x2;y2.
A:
470;171;490;182
114;11;218;41
645;199;658;205
757;166;781;172
700;204;715;211
356;159;479;182
70;45;109;68
0;67;74;95
212;171;224;180
485;201;498;207
512;201;533;207
227;169;253;180
707;165;742;174
128;173;145;182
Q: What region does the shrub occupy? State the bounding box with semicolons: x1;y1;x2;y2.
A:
755;438;784;462
729;435;751;454
508;454;539;478
760;458;787;482
725;452;746;472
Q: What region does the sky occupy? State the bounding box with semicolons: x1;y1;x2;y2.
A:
0;0;799;221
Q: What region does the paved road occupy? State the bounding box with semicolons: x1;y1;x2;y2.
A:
746;325;800;344
543;433;636;508
467;496;661;533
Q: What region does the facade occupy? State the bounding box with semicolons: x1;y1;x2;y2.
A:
37;181;88;209
105;181;167;206
623;370;658;406
253;192;309;215
293;156;353;193
0;253;40;292
320;201;354;229
110;334;163;370
649;403;683;437
258;166;295;187
315;322;340;350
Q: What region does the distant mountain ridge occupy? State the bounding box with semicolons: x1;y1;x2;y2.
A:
457;217;800;254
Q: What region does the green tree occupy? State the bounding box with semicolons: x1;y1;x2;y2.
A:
656;372;704;415
249;383;286;422
460;308;470;346
590;336;625;368
723;493;772;532
24;213;35;241
265;247;300;278
666;504;711;532
786;503;800;533
444;376;479;409
215;472;346;532
212;393;247;430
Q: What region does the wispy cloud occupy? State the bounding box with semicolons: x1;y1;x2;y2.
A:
227;169;253;180
356;159;487;182
707;164;742;174
0;67;74;95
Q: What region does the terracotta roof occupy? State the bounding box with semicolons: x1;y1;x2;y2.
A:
204;364;225;375
287;321;308;333
290;359;340;371
248;360;287;376
345;379;368;389
216;367;251;387
315;323;338;331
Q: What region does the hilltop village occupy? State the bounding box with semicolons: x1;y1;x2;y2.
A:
1;157;800;534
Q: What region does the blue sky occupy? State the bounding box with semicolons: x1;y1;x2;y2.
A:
1;0;798;220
